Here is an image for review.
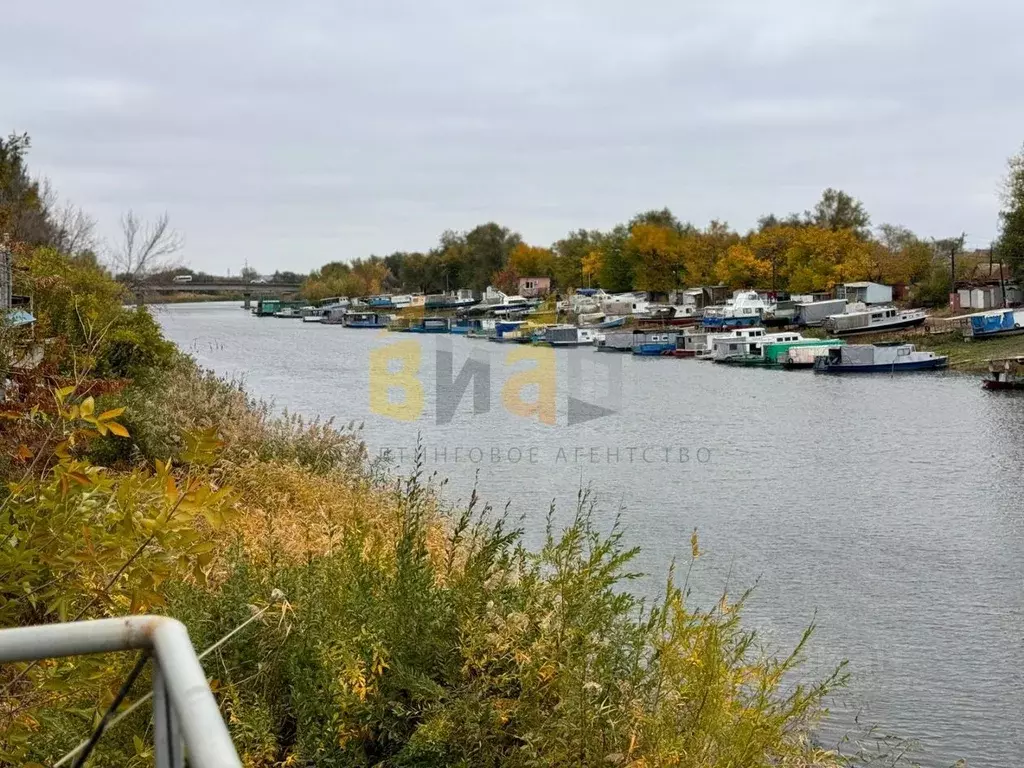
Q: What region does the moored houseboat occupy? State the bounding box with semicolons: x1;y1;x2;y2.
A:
300;306;326;323
322;307;347;324
466;318;498;338
489;295;537;317
408;317;450;333
823;306;928;337
701;291;772;330
343;312;393;329
761;338;844;366
540;325;599;348
695;327;767;359
487;320;530;343
254;298;281;317
671;331;709;358
813;344;947;373
963;308;1024;340
638;305;700;328
633;331;681;356
782;345;840;369
794;298;849;327
712;331;805;363
595;330;640;352
982;356;1024;390
450;317;478;335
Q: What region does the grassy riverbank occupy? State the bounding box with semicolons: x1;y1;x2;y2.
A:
1;250;928;766
908;332;1024;373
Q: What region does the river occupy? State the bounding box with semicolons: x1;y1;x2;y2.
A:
157;301;1024;768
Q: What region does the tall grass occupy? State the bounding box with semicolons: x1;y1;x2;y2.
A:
164;444;852;768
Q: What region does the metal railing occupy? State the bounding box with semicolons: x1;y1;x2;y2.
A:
0;616;242;768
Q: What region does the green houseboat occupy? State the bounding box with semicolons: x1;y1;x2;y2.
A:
761;338;844;366
254;298;281;317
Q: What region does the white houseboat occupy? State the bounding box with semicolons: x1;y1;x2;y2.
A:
823;306;927;337
711;331;806;363
694;327;767;359
300;306;326;323
701;290;773;330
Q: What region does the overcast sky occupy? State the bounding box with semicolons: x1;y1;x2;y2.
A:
3;1;1022;274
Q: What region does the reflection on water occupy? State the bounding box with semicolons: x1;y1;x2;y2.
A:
158;302;1024;768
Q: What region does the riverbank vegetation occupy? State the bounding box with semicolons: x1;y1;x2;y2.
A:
3;252;867;767
0;133;930;765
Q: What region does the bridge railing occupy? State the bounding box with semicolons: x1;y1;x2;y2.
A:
0;616;242;768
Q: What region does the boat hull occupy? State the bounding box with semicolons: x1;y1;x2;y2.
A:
702;316;761;330
633;343;675;356
717;356;774;367
815;358;948;373
971;328;1024;340
828;316;926;337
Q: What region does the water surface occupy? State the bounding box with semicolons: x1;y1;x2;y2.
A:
158;302;1024;768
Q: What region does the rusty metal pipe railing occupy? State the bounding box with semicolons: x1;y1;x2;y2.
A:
0;616;241;768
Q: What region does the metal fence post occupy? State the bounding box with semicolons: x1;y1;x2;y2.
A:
153;663;183;768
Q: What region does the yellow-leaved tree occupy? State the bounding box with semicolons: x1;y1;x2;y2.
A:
627;223;686;294
681;221;740;286
784;227;874;293
714;244;772;288
581;249;603;287
507;243;555;279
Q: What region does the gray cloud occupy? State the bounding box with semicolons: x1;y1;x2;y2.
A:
3;0;1021;272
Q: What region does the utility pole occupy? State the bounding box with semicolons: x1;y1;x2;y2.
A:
994;240;1008;308
950;232;965;309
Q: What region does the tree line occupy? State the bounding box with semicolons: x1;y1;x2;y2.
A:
304;163;1024;307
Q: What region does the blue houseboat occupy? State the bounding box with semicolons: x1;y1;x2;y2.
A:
633;331;680;356
450;318;479;335
965;308;1024;339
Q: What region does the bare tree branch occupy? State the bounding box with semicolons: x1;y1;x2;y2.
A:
109;210;184;286
52;202;97;256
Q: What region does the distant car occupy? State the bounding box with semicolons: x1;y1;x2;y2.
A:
172;274;193;283
250;278;267;284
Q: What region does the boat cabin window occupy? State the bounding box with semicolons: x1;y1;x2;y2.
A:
887;309;896;317
871;313;883;320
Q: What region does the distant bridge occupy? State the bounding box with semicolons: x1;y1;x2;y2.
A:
138;281;304;308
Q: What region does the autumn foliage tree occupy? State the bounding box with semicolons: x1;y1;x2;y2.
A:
507;242;555;278
714;244;771;288
627;223;687;294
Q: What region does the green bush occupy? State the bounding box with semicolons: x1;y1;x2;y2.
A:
167;475;848;768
